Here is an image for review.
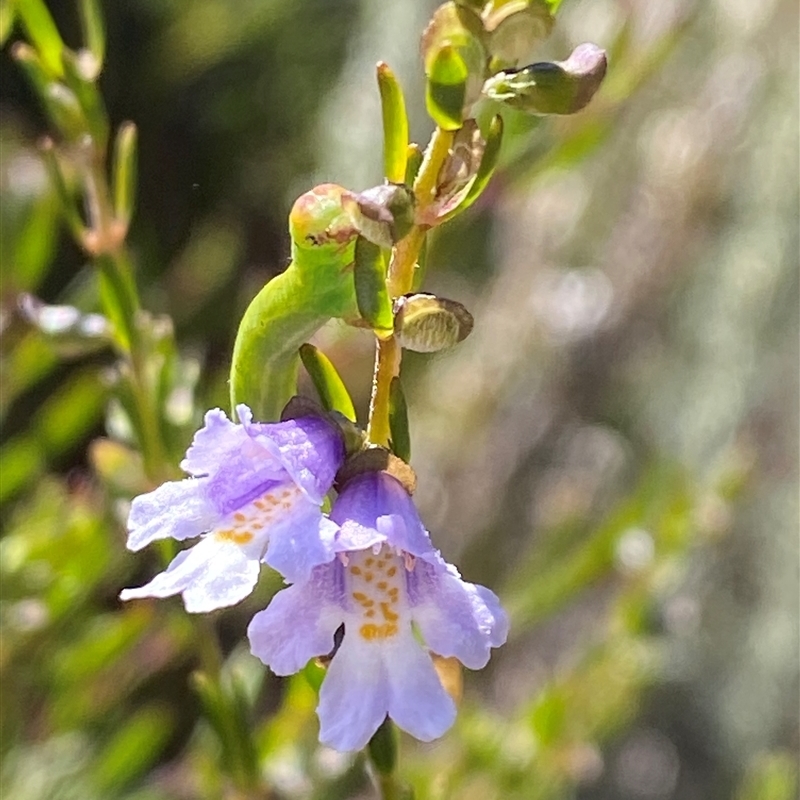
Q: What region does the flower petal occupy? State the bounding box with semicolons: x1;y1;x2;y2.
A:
409;560;509;669
120;536;261;613
126;478;217;552
243;411;344;504
332;472;435;557
248;562;344;675
385;632;457;741
317;635;389;751
263;502;339;583
180;408;250;476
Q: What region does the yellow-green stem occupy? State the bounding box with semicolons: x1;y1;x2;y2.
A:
366;335;400;446
84;161;170;482
367;127;454;447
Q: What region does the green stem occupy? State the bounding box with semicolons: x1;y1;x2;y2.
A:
87;166;169;482
367;718;408;800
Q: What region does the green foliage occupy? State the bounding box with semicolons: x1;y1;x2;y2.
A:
354;236;394;333
377;62;409;185
1;1;796;799
299;343;358;423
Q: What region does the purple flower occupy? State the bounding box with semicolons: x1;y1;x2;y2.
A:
247;471;508;751
119;405;344;613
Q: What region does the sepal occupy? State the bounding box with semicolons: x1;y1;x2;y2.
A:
394;293;474;352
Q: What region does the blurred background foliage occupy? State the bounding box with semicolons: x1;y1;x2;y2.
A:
0;1;797;799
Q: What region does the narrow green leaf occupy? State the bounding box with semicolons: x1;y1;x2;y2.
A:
40;139;87;242
191;672;259;790
14;0;65;78
377;62;409;184
96;253;139;352
10;41;48;95
92;706;174;793
8;193;60;293
78;0;105;68
405;143;424;185
112;122;138;227
0;0;15;47
0;434;44;505
426;45;468;130
43;82;85;141
299;343;357;422
13;44;83;140
229;676;261;787
354;236;393;333
388;377;411;463
62;48;109;151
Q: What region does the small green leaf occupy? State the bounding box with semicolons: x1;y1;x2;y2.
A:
62;48;108;151
405;143;424;185
530;687;567;745
354;236;393;332
299;343;357;423
191;672;260;790
388;377;411;463
40;139;87;242
43;82;85;141
13;44;84;140
92;706;174;793
96;253;139;351
112;122;138;228
426;45;469;130
10;41;49;97
14;0;65;78
78;0;105;68
377;62;409;184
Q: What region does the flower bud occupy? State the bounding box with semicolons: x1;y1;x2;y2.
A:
482;42;608;115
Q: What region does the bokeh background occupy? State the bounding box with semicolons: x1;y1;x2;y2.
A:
1;1;798;799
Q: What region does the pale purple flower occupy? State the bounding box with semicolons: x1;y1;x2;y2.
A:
119;405;344;613
247;470;508;751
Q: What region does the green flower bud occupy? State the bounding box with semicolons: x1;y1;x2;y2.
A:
483;42;607;115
